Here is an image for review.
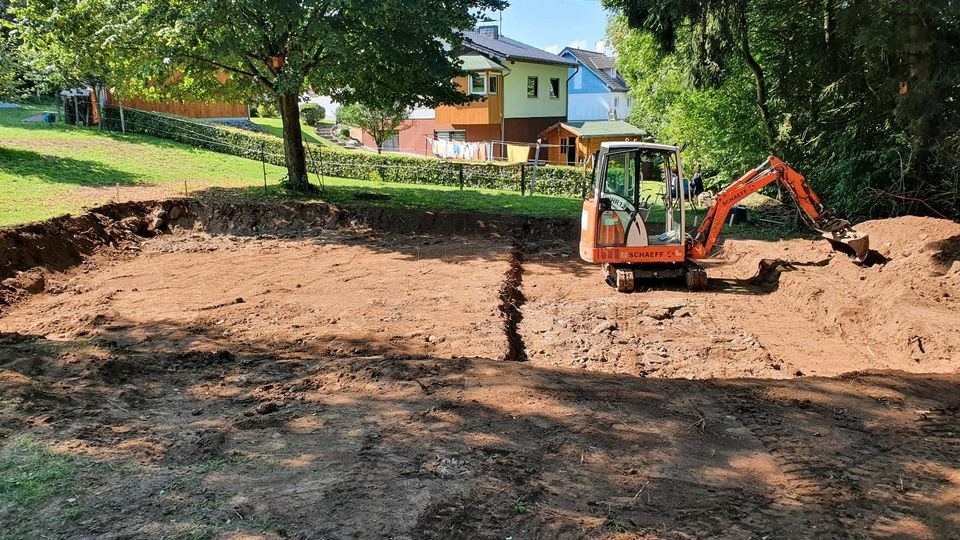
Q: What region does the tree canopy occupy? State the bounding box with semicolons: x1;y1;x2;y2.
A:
605;0;960;219
15;0;505;190
337;103;411;154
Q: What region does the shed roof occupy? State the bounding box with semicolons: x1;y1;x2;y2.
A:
459;54;506;72
546;120;647;138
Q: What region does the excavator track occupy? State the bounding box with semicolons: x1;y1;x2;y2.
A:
603;261;708;292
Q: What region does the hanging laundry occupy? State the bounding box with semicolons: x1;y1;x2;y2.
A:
429;138;488;161
506;144;530;164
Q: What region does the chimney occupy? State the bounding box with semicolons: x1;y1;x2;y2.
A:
477;25;499;40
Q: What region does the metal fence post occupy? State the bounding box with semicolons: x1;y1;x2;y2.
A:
530;140;541;196
261;141;268;194
520;164;526;196
459;164;464;190
580;166;588;199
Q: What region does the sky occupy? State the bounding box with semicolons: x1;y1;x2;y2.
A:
478;0;615;55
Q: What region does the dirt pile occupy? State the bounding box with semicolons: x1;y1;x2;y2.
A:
519;215;960;379
763;216;960;371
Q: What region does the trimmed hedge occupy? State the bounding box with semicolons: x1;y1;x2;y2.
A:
100;106;589;196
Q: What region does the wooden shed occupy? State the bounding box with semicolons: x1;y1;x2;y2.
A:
538;120;647;166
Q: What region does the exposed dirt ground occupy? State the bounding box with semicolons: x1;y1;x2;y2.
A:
1;202;958;539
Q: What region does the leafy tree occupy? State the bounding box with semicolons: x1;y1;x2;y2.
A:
16;0;505;192
606;0;960;219
337;103;411;154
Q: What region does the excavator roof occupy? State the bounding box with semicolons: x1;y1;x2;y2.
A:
600;141;678;153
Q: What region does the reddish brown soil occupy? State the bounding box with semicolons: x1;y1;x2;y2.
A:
521;216;960;379
1;203;958;539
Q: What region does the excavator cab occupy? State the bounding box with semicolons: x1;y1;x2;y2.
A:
580;142;707;291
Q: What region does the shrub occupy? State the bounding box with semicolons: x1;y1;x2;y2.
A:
257;101;279;118
300;103;325;126
338;127;351;139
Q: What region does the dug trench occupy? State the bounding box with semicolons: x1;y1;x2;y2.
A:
1;200;959;539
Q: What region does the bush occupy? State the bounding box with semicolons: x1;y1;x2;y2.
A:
300;103;325;126
257;101;279;118
338;127;351;139
99;106;589;197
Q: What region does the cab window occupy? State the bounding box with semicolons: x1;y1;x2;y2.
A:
603;152;635;206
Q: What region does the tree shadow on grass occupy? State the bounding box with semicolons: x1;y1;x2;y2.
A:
0;146;142;186
194;182;583;221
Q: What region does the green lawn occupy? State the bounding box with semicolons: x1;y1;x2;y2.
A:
249;117;337;148
0;104;289;226
0;104;581;227
0;102;797;241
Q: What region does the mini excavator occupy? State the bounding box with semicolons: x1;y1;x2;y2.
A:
579;142;869;292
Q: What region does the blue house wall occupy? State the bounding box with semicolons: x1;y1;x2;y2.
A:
560;51;609;94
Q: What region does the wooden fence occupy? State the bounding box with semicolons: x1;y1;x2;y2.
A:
105;95;248;119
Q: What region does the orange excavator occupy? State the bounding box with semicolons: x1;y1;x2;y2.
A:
579;142;869;292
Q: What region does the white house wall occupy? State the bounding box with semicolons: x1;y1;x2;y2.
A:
409;106;436;120
568;91;632;122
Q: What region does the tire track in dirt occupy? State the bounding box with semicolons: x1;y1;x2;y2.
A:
715;385;960;538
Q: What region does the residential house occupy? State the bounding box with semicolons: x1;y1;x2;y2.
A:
359;25;576;158
560;47;631;122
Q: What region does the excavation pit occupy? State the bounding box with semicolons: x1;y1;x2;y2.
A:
2;201;959;538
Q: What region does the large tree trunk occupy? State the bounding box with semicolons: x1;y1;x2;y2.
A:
823;0;837;77
278;92;309;192
735;8;775;151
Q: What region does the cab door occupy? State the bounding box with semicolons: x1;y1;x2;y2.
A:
596;151;647;248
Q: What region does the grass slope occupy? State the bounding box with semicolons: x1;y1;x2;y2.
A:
249;117;336;148
0;104;580;227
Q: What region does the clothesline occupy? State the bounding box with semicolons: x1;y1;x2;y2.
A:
425;136;569;164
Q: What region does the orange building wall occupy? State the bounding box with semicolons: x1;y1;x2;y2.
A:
436;75;503;125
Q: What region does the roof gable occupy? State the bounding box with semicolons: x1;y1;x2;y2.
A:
460;30;577;67
561;47;628;92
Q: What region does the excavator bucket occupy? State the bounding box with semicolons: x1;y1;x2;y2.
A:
822;229;870;262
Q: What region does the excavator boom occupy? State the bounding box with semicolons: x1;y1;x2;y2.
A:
689;156;869;261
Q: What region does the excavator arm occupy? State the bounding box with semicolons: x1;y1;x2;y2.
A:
688;156;869;260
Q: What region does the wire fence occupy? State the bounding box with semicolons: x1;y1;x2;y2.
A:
97;106;592;198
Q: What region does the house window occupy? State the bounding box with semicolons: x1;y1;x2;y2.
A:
527;76;538;98
435;130;466;142
470;74;486;95
382;134;400;151
549;78;560;99
614;97;619;109
488;75;499;95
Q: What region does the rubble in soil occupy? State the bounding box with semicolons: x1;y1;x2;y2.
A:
520;215;960;379
0;201;959;538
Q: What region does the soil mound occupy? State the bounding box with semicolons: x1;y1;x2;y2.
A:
764;216;960;371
